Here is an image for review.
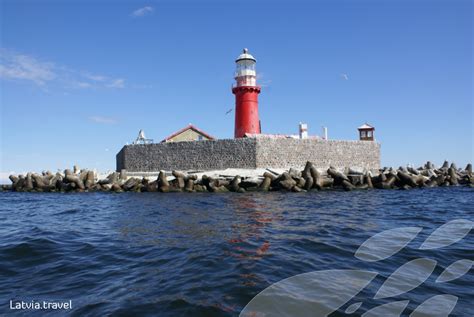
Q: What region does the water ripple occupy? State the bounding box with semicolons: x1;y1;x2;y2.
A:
0;187;473;316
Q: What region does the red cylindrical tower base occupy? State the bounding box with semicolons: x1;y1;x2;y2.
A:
233;86;261;138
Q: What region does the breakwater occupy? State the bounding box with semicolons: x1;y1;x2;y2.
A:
3;161;472;193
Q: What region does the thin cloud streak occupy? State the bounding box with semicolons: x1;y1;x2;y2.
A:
0;48;126;90
106;78;125;88
131;6;154;17
89;116;118;124
0;50;56;85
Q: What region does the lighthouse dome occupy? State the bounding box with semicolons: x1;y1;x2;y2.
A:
236;48;256;62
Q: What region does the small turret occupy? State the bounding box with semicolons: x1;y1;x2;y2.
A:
358;123;375;141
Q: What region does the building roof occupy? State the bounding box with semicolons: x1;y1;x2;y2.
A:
161;124;215;142
236;48;256;63
358;123;375;130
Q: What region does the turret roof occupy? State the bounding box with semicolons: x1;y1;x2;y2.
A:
358;123;375;130
236;48;256;62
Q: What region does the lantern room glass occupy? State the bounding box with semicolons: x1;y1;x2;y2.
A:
235;59;257;87
236;60;256;75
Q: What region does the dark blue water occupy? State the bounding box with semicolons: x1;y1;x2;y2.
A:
0;187;473;316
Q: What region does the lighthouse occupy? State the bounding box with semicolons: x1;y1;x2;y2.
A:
233;48;261;138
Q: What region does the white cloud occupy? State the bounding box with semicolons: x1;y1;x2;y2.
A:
73;81;93;88
131;6;154;17
0;48;126;90
0;50;56;85
84;73;107;82
89;116;118;124
106;78;125;89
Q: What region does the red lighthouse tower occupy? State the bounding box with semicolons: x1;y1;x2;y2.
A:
233;48;261;138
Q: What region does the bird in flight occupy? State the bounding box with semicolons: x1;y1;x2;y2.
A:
225;108;233;115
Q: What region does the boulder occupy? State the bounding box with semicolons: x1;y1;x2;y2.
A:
321;178;334;188
288;168;301;179
279;178;296;191
425;161;435;170
302;161;313;176
146;180;158;192
348;167;365;175
32;174;47;189
448;168;459;185
407;166;419;175
158;170;170;192
292;186;304;192
295;177;306;188
259;175;272;191
172;171;186;189
465;163;472;175
122;178;139;191
357;183;369;190
229;175;241;192
302;173;314;190
365;173;373;189
184;178;195;192
85;171;95;189
25;173;34;190
9;175;19;187
434;174;446;186
397;171;418;187
342;180;355;191
348;175;364;186
278;172;296;191
65;174;85;189
102;184;113;191
310;166;322;189
441;160;449;169
112;183;123;192
194;184;207;192
327;167;349;186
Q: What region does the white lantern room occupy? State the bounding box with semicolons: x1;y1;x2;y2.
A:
234;48;257;87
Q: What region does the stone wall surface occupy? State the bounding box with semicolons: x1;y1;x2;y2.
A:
116;138;257;172
255;138;381;170
116;138;381;172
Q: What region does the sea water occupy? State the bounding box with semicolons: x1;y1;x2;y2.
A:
0;187;472;316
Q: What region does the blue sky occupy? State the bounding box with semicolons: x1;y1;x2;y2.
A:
0;0;472;179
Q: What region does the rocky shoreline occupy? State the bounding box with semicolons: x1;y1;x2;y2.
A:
2;161;473;193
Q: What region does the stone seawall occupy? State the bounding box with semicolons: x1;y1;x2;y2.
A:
116;138;381;172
